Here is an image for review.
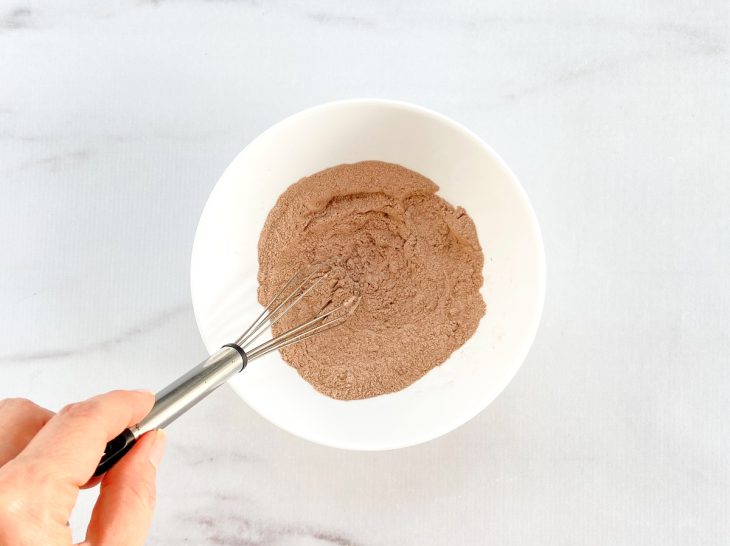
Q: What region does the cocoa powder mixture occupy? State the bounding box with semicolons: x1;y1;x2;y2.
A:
257;160;486;400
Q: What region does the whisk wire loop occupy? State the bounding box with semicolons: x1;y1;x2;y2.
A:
238;264;359;362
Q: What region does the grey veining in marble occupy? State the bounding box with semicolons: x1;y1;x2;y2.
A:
1;0;729;544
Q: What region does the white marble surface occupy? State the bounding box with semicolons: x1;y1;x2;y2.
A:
1;1;729;544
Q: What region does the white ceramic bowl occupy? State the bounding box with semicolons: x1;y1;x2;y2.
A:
191;99;545;450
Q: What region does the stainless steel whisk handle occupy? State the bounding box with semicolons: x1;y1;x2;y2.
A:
93;344;247;477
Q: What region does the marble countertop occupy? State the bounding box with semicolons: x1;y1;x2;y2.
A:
1;1;728;544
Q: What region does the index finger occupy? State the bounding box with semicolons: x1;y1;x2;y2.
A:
16;390;155;487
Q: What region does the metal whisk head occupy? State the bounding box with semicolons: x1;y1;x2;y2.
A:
236;263;360;362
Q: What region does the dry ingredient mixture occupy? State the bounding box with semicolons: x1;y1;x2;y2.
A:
257;161;486;400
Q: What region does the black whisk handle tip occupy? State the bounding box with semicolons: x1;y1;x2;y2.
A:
93;427;137;477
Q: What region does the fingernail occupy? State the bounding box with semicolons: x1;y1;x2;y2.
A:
149;429;166;469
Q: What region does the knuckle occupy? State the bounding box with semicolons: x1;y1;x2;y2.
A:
0;484;10;514
58;399;102;422
0;470;41;542
0;397;38;413
0;507;16;540
0;468;28;515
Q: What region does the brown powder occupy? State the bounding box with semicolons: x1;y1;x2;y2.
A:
257;160;486;400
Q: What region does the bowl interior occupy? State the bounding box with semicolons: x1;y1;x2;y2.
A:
191;100;544;450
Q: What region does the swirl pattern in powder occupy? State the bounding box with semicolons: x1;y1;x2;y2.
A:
257;160;486;400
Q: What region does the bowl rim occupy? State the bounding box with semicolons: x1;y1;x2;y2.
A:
191;98;546;450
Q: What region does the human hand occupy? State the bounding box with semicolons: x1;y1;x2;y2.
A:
0;391;165;546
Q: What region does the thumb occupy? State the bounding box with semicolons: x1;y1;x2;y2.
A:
84;430;166;546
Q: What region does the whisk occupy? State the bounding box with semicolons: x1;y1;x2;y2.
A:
94;263;359;476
